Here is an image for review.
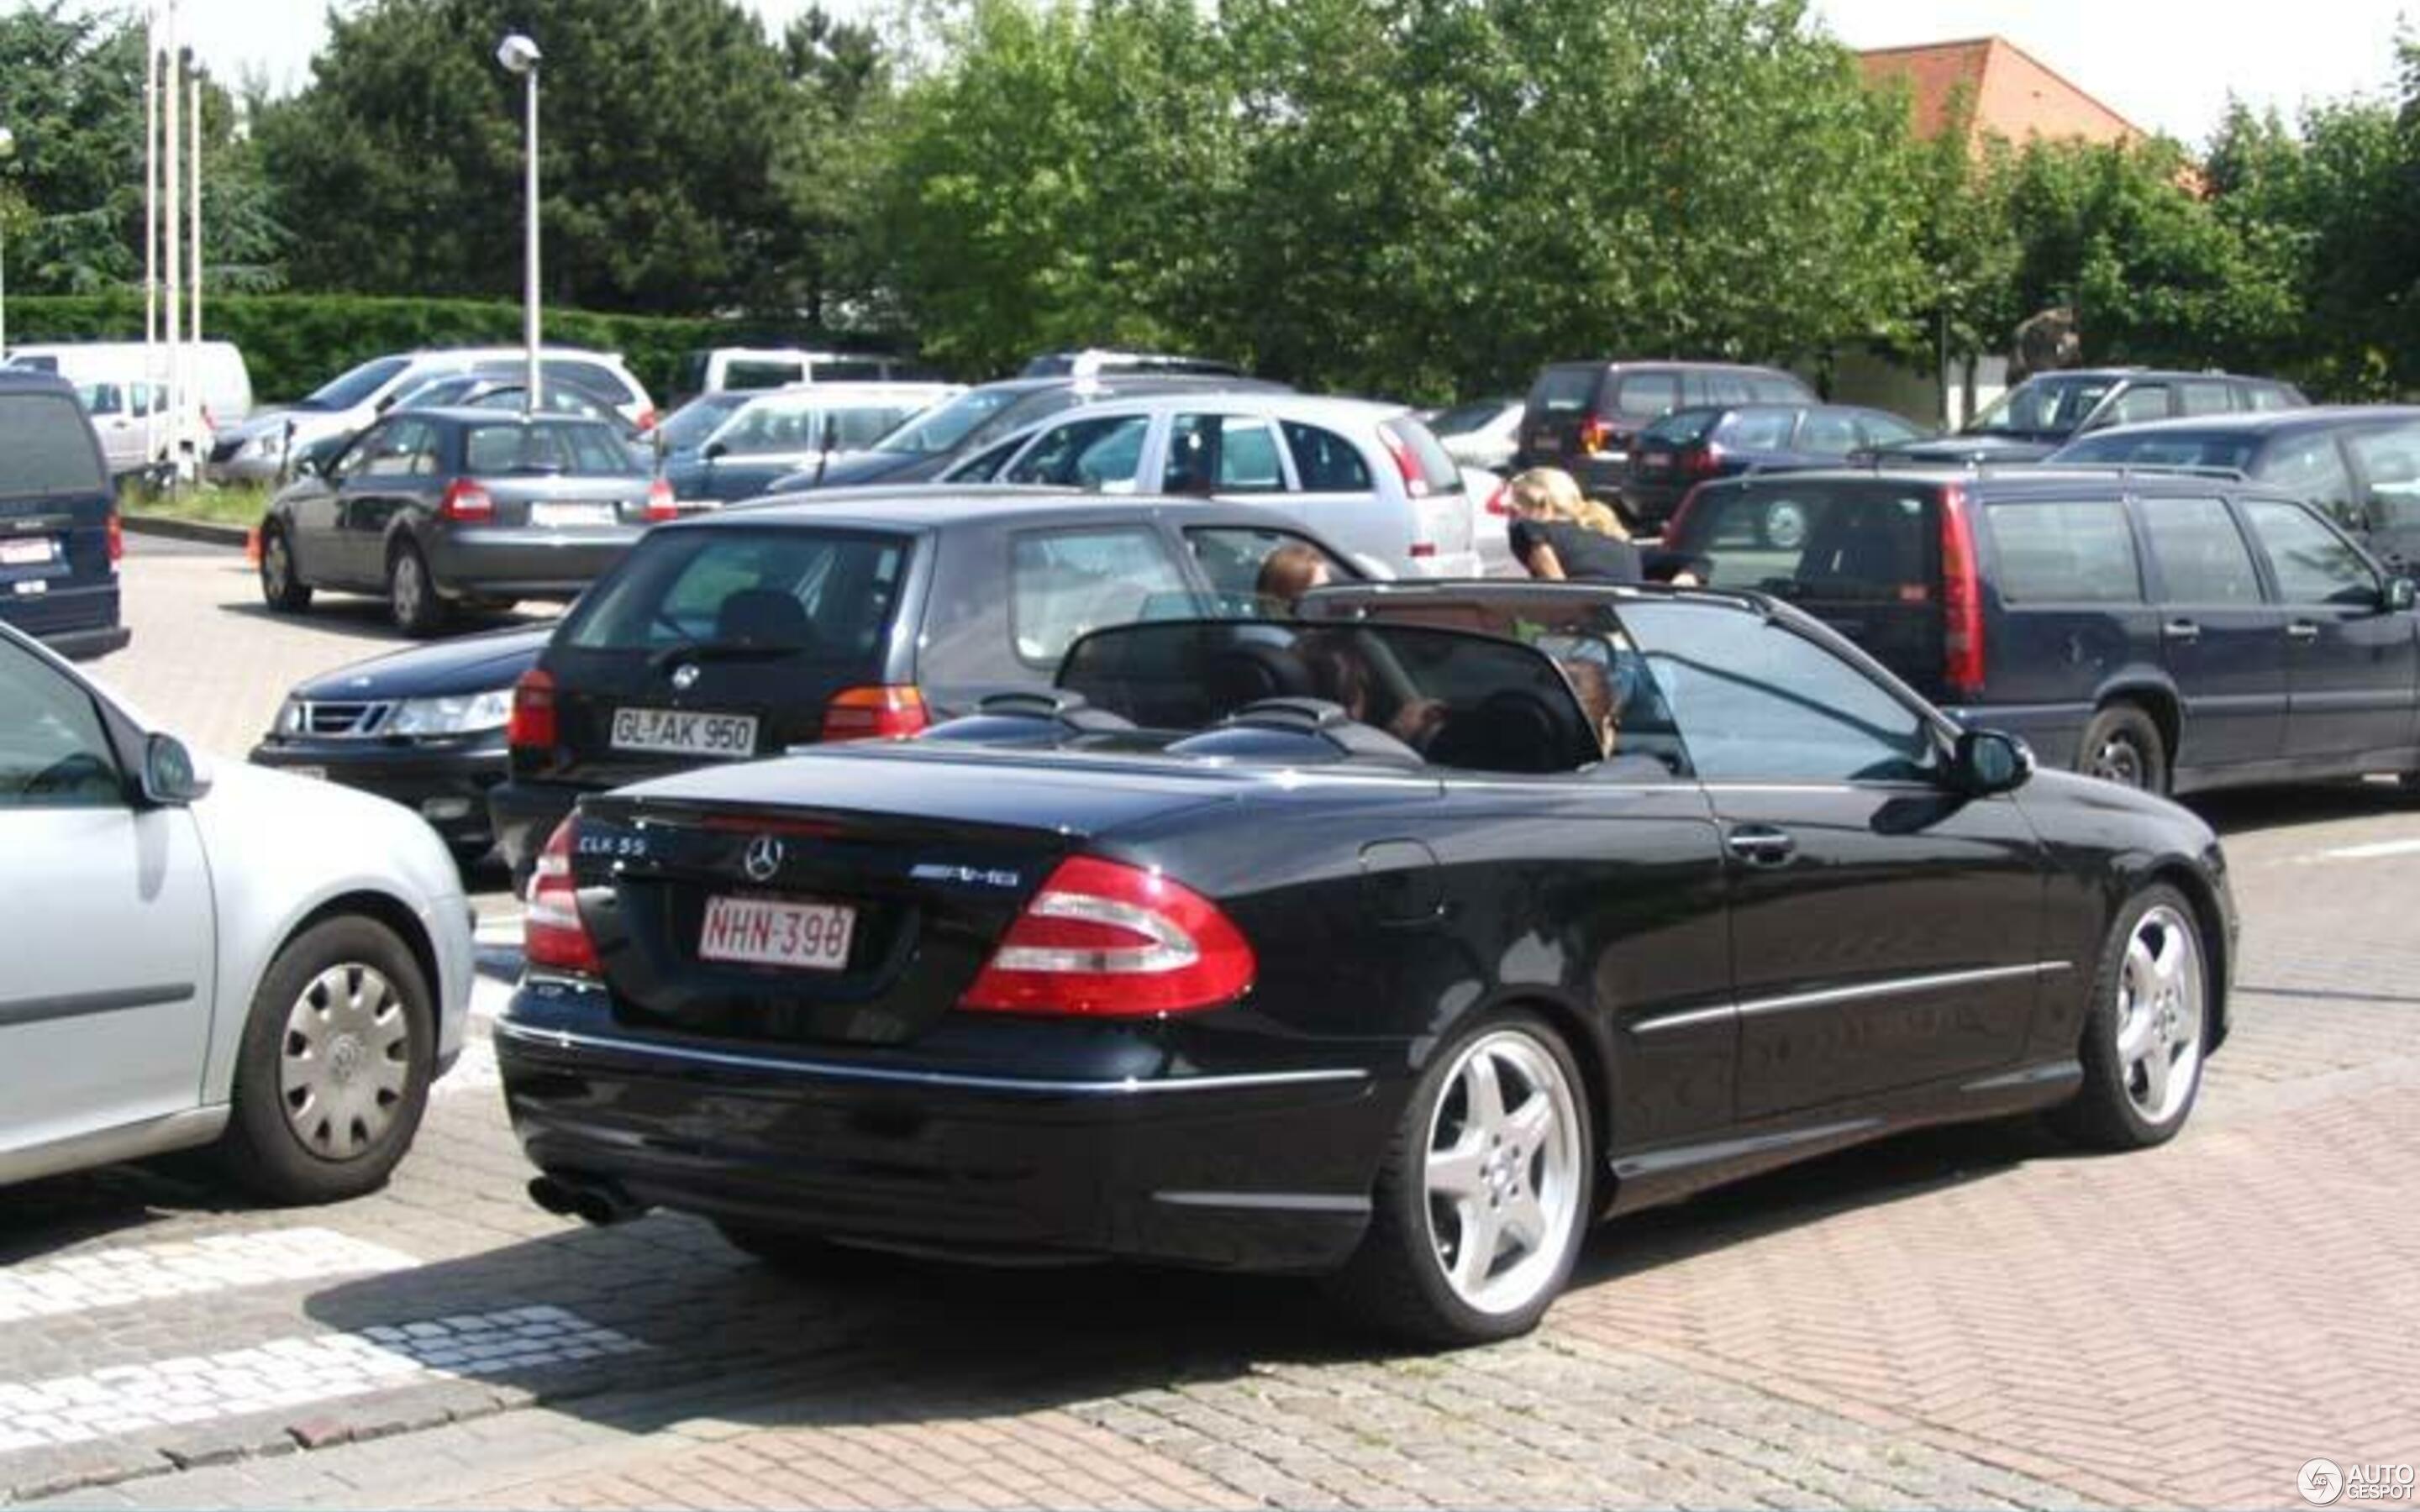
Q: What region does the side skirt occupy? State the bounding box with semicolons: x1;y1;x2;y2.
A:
0;1105;229;1189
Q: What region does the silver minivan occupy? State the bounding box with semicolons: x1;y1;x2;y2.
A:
937;392;1479;577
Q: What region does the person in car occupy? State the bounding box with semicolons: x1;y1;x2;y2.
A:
1561;657;1621;757
1255;543;1333;613
1506;468;1646;583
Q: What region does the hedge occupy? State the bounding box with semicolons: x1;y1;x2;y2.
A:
3;292;904;405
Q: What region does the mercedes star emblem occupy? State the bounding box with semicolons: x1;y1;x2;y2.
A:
743;835;784;883
671;663;701;691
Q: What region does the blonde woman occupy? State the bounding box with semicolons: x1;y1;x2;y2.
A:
1503;467;1644;583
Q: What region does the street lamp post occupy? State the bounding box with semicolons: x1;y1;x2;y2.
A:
0;126;16;357
496;33;542;417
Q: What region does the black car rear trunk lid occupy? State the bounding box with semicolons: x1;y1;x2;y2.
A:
571;750;1242;1047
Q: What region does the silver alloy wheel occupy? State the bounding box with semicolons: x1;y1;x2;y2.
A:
263;533;292;598
2091;732;2146;788
2114;904;2204;1126
391;551;426;626
278;963;413;1160
1422;1028;1584;1317
1764;501;1809;551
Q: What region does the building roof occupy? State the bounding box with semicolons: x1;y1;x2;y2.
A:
1860;35;2144;150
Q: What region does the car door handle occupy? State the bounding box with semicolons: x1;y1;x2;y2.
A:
2161;619;2201;644
2286;621;2321;643
1723;826;1797;867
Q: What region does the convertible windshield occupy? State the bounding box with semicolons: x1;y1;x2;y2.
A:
1965;375;2114;438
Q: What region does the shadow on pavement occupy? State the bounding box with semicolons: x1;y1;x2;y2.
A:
2188;778;2412;838
0;1159;245;1266
215;596;550;650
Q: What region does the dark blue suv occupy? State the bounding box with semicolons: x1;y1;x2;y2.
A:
1663;467;2420;795
0;370;128;659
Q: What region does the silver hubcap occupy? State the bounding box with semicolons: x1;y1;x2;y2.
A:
2091;734;2146;787
278;963;413;1160
2115;905;2203;1126
264;537;290;596
392;555;424;623
1423;1029;1584;1317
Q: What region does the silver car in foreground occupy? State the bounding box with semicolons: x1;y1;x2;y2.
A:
0;623;473;1200
939;391;1481;578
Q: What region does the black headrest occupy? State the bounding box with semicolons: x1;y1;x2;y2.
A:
714;588;813;648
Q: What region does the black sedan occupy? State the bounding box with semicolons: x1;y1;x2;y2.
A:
259;408;676;636
249;624;550;862
496;580;2234;1347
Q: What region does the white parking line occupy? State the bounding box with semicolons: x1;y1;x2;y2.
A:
0;1231;418;1325
0;1305;641;1452
2315;837;2420;861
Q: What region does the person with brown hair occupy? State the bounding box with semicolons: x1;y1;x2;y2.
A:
1254;543;1332;614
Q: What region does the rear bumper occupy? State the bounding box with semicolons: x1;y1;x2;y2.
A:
250;736;508;853
422;528;645;599
2;585;129;660
495;983;1385;1273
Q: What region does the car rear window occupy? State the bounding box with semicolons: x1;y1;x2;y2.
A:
464;420;641;475
1672;480;1939;602
1642;409;1721;447
1527;367;1600;414
2053;432;2260;472
1612;372;1680;418
564;528;912;664
0;392;108;496
1984;500;2143;603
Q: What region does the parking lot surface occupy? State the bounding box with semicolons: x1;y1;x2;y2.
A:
4;536;2416;1510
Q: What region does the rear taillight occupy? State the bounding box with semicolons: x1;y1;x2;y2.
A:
644;477;678;522
524;817;601;974
1409;542;1438;559
1939;482;1986;699
439;478;495;523
1484;479;1512;517
959;855;1255;1017
1681;444;1725;479
508;666;558;751
1378;426;1429;497
1579;416;1631;456
106;510;124;564
820;685;929;741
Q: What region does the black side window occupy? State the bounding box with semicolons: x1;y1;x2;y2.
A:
1281;422;1373;492
1984;501;2143;604
2243;499;2381;606
1614;372;1680;419
2137;496;2264;605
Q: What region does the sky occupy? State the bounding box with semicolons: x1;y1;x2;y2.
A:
134;0;2411;147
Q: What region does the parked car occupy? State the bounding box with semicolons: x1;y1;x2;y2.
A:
210;348;657;485
1514;361;1816;505
1426;396;1523;474
2047;407;2420;570
250;624;552;863
672;347;931;402
1882;369;2309;466
0;619;472;1199
494;580;2233;1347
486;490;1375;885
770;375;1295;494
1660;466;2420;795
0;369;127;659
8;336;251;428
1621;403;1930;531
258;409;676;636
1019;349;1244;379
937;392;1479;577
656;382;964;508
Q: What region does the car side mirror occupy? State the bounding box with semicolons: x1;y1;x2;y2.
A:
140;732;210;806
2386;576;2416;613
702;440;728;463
1950;727;2033;797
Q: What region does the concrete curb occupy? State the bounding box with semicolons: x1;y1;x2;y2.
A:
123;513;249;549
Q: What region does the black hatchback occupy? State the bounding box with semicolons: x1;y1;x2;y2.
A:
1661;467;2420;795
487;489;1371;884
0;370;128;659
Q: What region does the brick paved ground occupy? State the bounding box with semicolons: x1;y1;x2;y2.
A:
6;536;2414;1509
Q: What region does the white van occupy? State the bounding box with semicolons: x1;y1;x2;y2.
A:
673;347;929;402
206;346;656;485
3;340;250;477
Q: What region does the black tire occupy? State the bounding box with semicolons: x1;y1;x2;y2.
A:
259;524;313;613
2049;883;2211;1152
1326;1011;1594;1348
715;1221;890;1281
387;540;450;637
218;916;435;1204
2075;702;2166;793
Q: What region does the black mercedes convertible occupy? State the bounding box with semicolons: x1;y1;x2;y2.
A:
495;581;2235;1346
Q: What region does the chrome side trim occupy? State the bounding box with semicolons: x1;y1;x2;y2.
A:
1630;1004;1739;1037
1151;1190;1370;1213
1737;961;2070;1019
0;1106;228;1188
493;1019;1369;1097
0;982;194;1029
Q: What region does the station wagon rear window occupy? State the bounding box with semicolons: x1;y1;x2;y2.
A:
1672;481;1939;603
1984;501;2143;603
0;392;107;495
464;421;642;475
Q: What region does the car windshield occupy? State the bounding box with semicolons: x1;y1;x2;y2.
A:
1055;620;1603;774
298;355;412;412
871;387;1023;456
657;393;750;451
1966;375;2116;438
2049;431;2260;471
462;420;644;476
